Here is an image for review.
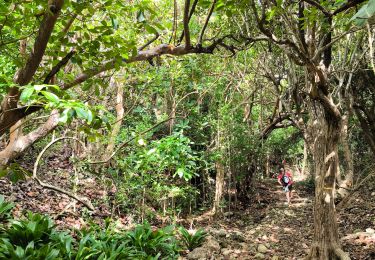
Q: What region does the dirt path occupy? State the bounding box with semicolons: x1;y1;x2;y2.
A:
186;179;375;260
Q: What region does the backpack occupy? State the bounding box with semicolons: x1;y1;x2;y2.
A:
282;174;290;184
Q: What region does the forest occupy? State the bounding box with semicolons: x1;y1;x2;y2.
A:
0;0;374;259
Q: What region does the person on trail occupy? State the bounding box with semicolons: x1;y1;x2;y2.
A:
277;167;293;205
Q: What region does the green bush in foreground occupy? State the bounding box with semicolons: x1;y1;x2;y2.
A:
0;196;199;259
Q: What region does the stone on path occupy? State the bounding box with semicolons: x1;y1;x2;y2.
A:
186;247;208;259
254;252;266;259
257;244;268;253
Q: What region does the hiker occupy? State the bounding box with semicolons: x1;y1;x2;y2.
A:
277;167;293;205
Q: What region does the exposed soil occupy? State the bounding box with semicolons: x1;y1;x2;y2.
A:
1;170;374;259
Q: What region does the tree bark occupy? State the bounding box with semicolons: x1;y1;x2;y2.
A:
212;160;225;215
0;111;59;167
105;78;124;156
307;108;349;260
337;116;353;198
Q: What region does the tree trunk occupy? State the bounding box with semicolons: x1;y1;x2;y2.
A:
301;139;308;176
337;116;353;198
307;111;349;260
105;78;124;156
212;160;225;215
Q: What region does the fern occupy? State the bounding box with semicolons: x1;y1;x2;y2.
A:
178;227;207;251
0;195;13;222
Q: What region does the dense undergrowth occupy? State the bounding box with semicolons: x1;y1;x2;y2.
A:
0;195;206;259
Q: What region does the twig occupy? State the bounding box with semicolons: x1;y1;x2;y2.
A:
139;32;160;51
33;136;94;210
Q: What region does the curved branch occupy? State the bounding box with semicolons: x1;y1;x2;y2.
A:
32;136;94;210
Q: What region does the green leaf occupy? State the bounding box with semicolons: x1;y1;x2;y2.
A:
144;24;158;34
41;91;60;103
137;10;146;22
20;87;34;103
34;85;45;91
351;0;375;26
75;107;88;120
59;108;74;124
111;17;119;30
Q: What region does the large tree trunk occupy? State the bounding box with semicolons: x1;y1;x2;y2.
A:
307;109;349;260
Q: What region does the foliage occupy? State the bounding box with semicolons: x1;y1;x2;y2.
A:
126;221;179;258
351;0;375;26
178;226;207;251
0;213;181;259
4;212;55;247
0;195;13;222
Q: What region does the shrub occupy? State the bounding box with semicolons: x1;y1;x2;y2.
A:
178;226;207;251
0;195;13;222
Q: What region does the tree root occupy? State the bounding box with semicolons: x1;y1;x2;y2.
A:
33;137;94;211
305;243;351;260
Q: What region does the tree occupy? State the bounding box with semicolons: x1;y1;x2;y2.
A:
0;0;246;168
244;1;367;259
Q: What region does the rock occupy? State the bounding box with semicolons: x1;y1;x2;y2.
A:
218;229;227;237
224;211;233;217
221;248;232;257
187;247;208;259
247;244;257;252
204;236;220;252
239;242;248;249
371;192;375;196
271;256;279;260
231;231;246;242
257;244;268;253
247;229;256;235
366;228;375;234
254;253;266;259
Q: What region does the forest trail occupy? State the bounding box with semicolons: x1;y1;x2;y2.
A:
185;178;374;260
1;176;374;259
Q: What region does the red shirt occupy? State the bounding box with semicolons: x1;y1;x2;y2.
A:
277;172;293;185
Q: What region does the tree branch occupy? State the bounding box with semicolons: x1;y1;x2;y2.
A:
15;0;64;85
332;0;366;16
183;0;191;49
198;0;217;46
178;0;199;44
32;136;94;210
0;111;60;167
139;32;160;51
302;0;331;17
43;50;75;84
